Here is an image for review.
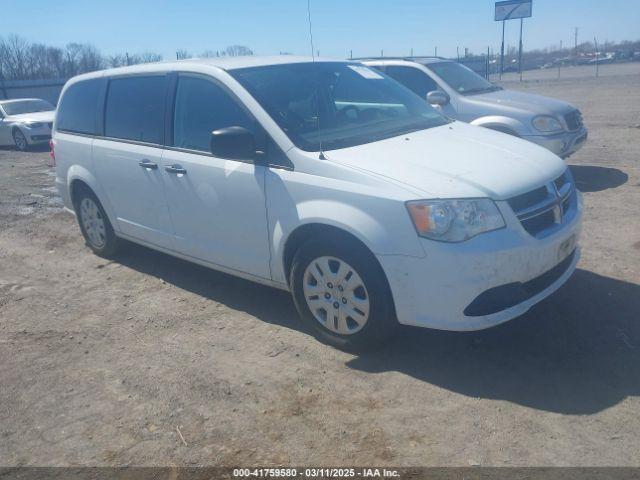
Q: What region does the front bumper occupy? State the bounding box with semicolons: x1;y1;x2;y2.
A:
23;125;52;144
378;193;583;331
523;127;588;158
30;134;51;142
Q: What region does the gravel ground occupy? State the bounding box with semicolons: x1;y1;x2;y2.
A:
0;63;639;467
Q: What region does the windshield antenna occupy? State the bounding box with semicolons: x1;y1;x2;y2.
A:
307;0;326;159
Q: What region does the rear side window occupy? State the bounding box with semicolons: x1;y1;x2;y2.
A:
172;75;254;152
105;76;166;144
56;79;102;135
385;66;439;99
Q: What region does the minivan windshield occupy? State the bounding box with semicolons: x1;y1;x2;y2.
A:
427;62;502;96
230;62;449;151
1;99;55;115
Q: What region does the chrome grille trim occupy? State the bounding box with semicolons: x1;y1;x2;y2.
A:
508;170;575;237
564;110;583;131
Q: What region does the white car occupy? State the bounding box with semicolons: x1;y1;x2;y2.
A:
0;98;55;151
53;57;582;349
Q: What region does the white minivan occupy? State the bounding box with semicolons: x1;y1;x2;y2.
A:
53;57;582;349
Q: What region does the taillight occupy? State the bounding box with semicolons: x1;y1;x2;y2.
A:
49;139;56;167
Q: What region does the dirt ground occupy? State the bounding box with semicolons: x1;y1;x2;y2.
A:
1;63;639;468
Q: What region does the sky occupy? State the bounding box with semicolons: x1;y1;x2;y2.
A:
4;0;640;60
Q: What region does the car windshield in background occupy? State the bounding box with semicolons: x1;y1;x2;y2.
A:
428;62;502;95
2;99;55;115
230;62;449;151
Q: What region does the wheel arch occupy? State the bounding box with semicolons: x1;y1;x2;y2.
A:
282;223;384;289
69;178;92;207
283;222;399;334
66;165;118;228
470;116;526;136
11;126;28;144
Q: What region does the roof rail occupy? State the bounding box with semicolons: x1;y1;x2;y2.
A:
404;56;447;60
350;56;448;61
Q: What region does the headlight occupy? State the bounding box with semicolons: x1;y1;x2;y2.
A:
406;198;505;242
24;121;44;128
532;115;563;133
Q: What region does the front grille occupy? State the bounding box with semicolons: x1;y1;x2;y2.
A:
508;170;575;238
564;110;583;131
554;169;570;190
507;186;548;212
521;209;556;237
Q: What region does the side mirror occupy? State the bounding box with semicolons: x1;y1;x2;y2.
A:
427;90;450;106
210;126;256;160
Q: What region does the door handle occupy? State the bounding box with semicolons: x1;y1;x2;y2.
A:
139;159;158;170
165;164;187;175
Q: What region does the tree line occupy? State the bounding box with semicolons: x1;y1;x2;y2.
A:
0;35;253;81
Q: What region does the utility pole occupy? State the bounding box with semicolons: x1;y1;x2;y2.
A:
518;17;524;82
558;40;562;79
410;47;414;57
574;27;579;59
594;37;599;77
434;46;438;57
500;19;505;79
457;46;460;61
486;46;490;79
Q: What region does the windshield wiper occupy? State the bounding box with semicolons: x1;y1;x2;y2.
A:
319;122;440;151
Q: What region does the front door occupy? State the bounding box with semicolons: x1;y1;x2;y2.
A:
161;74;271;279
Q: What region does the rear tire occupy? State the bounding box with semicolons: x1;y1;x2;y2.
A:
290;233;397;351
13;129;29;151
74;186;121;257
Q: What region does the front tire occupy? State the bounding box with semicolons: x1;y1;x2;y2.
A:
13;129;29;151
290;234;397;351
74;187;121;257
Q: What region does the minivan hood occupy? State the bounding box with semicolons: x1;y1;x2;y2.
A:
467;89;574;117
7;111;55;123
325;121;566;199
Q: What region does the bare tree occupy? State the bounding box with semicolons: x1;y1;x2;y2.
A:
0;34;257;80
176;49;191;60
225;45;253;56
107;54;127;68
139;52;163;63
200;50;219;58
1;34;30;79
46;46;65;78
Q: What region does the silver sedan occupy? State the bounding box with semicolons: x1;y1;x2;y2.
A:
363;58;588;159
